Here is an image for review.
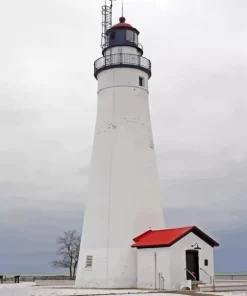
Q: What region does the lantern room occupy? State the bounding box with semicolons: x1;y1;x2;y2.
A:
102;17;143;55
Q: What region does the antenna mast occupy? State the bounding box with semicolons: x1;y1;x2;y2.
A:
101;0;116;49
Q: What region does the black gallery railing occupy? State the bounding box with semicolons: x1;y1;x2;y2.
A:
94;53;152;77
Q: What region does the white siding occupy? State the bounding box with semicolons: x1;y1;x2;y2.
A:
104;46;139;56
170;232;215;290
137;248;171;289
136;232;216;290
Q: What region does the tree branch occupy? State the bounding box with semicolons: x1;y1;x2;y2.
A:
50;229;81;279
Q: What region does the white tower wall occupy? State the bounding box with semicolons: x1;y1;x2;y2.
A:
76;66;165;288
105;45;140;55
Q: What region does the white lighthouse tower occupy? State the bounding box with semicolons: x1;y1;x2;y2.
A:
76;2;165;289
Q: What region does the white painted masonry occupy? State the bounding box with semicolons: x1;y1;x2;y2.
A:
170;232;215;289
136;232;215;290
76;42;165;287
137;248;170;290
75;13;219;290
105;45;141;55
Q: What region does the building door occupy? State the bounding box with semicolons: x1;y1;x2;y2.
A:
186;250;199;281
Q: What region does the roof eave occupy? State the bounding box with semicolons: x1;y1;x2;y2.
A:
131;226;220;249
107;27;140;35
132;243;171;249
191;226;220;247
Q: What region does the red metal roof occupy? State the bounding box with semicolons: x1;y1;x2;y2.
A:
132;226;219;248
112;22;133;29
112;17;134;29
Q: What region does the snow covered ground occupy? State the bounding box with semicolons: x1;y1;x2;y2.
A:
0;284;160;296
0;282;36;289
2;284;247;296
208;291;247;296
0;288;148;296
0;285;158;296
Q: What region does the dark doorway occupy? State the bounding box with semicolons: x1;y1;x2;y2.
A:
186;250;199;281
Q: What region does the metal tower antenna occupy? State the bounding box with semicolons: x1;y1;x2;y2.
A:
101;0;116;49
109;0;114;9
121;0;124;17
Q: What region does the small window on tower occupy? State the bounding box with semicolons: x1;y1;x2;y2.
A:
85;255;93;268
126;30;134;42
134;33;138;44
110;32;115;40
139;77;145;87
204;259;208;266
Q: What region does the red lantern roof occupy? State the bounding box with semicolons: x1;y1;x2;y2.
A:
112;17;134;29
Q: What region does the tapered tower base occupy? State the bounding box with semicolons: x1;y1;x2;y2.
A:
76;15;165;289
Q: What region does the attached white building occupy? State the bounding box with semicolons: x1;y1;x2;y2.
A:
75;2;220;289
132;226;219;290
76;12;165;289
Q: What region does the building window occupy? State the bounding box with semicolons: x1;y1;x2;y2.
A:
204;259;208;266
139;76;145;87
126;30;134;42
85;255;93;268
134;33;138;44
126;30;138;44
110;32;115;40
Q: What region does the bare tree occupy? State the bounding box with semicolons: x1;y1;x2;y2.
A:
51;230;81;279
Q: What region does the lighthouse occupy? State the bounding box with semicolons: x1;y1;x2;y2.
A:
76;3;165;289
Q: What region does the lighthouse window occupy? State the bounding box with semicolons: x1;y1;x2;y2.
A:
85;255;93;268
126;30;134;42
139;76;145;87
110;32;115;40
134;33;138;44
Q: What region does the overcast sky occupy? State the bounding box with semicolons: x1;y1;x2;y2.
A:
0;0;247;274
